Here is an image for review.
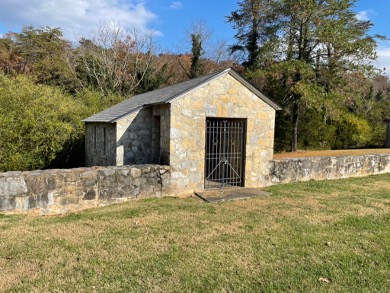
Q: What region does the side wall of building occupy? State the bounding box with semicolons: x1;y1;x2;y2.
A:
152;105;171;165
85;122;117;167
169;73;276;194
116;108;153;165
116;105;171;165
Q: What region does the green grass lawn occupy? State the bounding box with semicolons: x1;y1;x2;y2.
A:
1;174;390;292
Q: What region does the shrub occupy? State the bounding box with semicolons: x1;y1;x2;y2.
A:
0;73;86;171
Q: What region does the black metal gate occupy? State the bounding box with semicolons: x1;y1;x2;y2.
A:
205;118;246;189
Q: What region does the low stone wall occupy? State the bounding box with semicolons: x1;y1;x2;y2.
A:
0;165;170;214
269;154;390;184
1;154;390;214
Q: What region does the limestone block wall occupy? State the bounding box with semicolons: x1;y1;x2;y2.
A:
0;165;170;214
85;122;116;166
116;108;153;165
1;155;389;214
116;105;170;166
169;73;276;194
269;154;390;184
152;104;171;165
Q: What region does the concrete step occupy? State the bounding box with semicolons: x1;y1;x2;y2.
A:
195;188;270;203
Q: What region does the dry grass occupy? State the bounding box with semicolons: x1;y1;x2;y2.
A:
1;174;390;292
274;148;390;159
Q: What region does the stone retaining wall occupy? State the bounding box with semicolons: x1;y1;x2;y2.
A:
0;165;170;214
269;154;390;184
1;154;390;214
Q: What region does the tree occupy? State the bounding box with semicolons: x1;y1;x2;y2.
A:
175;20;211;78
227;0;277;69
11;26;76;88
134;63;169;94
74;23;159;96
190;33;203;78
229;0;381;151
0;34;23;75
174;20;238;79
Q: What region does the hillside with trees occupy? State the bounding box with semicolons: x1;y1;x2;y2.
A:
0;0;389;172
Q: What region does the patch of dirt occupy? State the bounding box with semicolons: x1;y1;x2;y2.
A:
274;149;390;159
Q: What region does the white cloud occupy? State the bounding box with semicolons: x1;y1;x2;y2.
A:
356;10;370;21
0;0;159;41
169;1;182;9
376;43;390;75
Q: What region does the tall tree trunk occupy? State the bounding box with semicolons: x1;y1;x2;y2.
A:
291;99;299;152
386;120;390;148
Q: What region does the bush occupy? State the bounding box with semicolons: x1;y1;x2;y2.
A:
0;73;87;171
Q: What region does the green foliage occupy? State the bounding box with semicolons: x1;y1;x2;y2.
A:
49;88;125;169
134;63;169;95
334;113;372;149
0;73;127;171
227;0;277;69
73;88;125;116
298;109;336;150
230;0;386;151
12;26;77;90
190;34;203;78
0;73;86;171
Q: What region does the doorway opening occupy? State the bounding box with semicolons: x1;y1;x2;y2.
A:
204;118;246;189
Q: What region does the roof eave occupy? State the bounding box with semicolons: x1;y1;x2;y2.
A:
83;108;140;123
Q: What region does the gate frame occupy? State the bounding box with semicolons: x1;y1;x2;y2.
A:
204;117;247;189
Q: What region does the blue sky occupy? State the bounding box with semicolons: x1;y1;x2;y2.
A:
0;0;389;72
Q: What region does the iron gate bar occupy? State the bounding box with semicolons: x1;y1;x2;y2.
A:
204;118;246;189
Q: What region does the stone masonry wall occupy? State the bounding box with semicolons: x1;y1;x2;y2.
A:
169;73;276;194
116;108;153;165
116;105;171;166
0;165;170;214
269;154;390;184
1;154;389;214
85;122;117;166
153;104;171;165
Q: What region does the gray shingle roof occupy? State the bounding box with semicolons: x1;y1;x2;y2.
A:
83;68;281;123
